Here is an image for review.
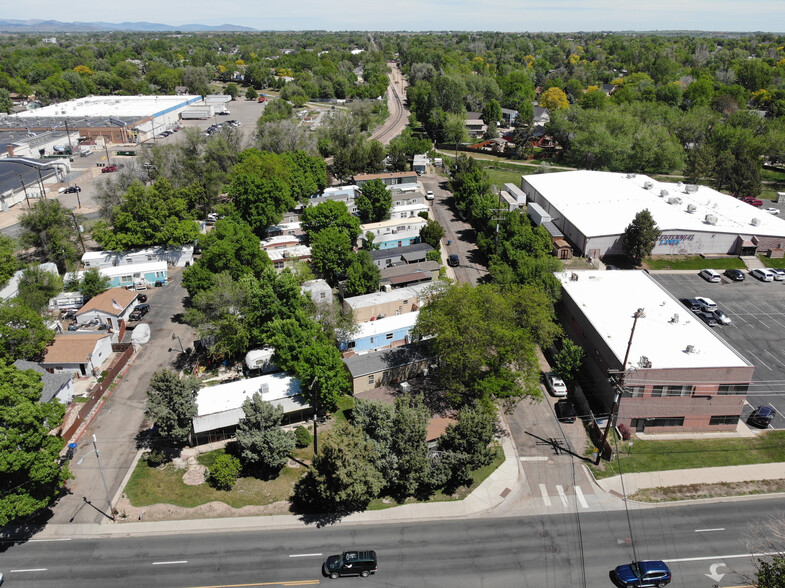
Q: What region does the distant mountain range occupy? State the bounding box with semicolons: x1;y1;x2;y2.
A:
0;19;256;32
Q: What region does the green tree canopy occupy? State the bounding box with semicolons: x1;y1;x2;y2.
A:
310;226;354;287
300;200;361;245
355;178;392;223
144;370;200;446
0;300;55;362
235;393;295;476
419;219;445;251
0;234;18;289
78;267;110;302
0;362;69;526
19;200;82;272
17;266;63;314
481;99;503;125
622;209;660;266
554;337;584;382
344;250;381;297
389;394;430;499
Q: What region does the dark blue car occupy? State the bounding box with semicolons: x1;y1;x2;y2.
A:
748;406;776;429
611;560;671;587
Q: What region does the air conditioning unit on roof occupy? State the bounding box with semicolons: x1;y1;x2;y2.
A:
644;181;653;190
705;214;718;225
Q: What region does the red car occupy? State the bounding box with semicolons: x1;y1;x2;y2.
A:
741;196;763;208
101;165;118;173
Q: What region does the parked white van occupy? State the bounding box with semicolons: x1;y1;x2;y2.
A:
751;268;775;282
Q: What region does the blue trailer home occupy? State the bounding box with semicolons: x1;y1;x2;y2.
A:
339;311;419;354
99;261;168;289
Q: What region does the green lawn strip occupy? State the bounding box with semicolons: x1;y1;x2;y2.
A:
644;256;746;270
332;395;355;423
590;431;785;480
366;445;505;510
758;255;785;269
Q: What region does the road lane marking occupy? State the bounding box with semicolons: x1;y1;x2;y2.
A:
520;456;549;461
11;568;48;572
556;485;568;507
153;560;188;565
187;581;320;587
289;553;322;558
539;484;551;506
30;538;72;542
695;528;725;532
575;486;588;509
666;551;780;563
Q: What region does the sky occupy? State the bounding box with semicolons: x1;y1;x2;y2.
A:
5;0;785;32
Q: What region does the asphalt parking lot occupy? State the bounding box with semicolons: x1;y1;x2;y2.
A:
651;270;785;429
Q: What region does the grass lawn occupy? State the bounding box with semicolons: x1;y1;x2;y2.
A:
644;256;746;270
125;448;308;509
590;431;785;480
758;255;785;269
332;395;355;424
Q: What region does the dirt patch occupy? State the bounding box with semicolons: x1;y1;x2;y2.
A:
630;479;785;502
113;495;291;522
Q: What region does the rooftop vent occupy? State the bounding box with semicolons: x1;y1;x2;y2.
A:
570;272;579;281
751;217;761;226
638;356;652;369
685;345;699;354
669;313;680;324
687;204;697;213
644;181;653;190
705;214;718;225
686;184;699;194
677;181;684;188
660;190;669;197
667;197;682;205
626;173;636;179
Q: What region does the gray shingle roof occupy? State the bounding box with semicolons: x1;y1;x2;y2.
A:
13;360;72;403
343;342;432;378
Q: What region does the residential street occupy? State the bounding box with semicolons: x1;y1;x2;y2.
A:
51;269;194;525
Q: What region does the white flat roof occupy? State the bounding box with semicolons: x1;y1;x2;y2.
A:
195;372;302;417
99;261;167;277
525;171;785;239
391;203;428;213
267;245;311;261
13;95;202;119
362;217;426;231
354;311;420;339
261;235;302;248
557;270;751;370
344;283;431;310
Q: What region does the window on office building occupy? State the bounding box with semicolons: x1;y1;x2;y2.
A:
717;383;749;395
647;417;685;427
709;415;740;426
629;386;644;397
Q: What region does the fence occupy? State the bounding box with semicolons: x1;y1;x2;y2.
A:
61;343;135;441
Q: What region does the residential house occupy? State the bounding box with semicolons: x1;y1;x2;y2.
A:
342;283;432;323
301;279;333;305
0;262;59;302
264;221;304;238
81;245;194;269
268;245;311;270
97;261;168;289
501;108;518;126
353;171;418;188
40;333;113;378
261;234;302;251
533;106;551;125
380;261;440;289
465;119;487;138
191;373;309;444
74;287;139;341
339;311;419;355
412;154;429;174
13;359;75;403
343;342;432;394
360;217;426;250
389;202;428;220
369;243;433;269
308;185;359;211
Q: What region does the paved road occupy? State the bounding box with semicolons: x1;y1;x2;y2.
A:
370;64;409;145
1;498;775;587
52;269;195;525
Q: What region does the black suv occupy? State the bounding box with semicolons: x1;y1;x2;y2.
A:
555;399;577;423
129;304;150;322
748;406;775;429
323;550;377;579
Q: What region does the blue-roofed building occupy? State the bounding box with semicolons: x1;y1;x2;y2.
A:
339;311;419;354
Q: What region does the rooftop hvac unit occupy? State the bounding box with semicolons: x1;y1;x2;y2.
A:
677;181;684;188
660;190;669;197
626;173;636;179
685;345;699;354
705;214;718;225
260;383;269;395
644;181;653;190
751;217;761;226
687;204;697;213
570;272;579;281
686;184;699;193
669;313;680;323
638;356;652;368
667;197;679;205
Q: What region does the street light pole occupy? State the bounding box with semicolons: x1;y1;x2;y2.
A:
595;307;645;465
92;434;115;522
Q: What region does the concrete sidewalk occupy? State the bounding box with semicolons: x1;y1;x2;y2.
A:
32;433;522;539
595;462;785;496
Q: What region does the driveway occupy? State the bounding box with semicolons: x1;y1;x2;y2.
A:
52;269;195;524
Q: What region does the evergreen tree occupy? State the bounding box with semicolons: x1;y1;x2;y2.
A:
622;209;660;266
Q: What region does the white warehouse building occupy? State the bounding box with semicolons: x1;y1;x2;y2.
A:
521;171;785;258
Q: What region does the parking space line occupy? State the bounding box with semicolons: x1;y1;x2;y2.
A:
575;486;589;509
539;484;551;507
556;485;568;507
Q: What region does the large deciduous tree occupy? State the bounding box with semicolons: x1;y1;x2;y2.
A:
145;370;200;446
19;200;82;272
419;219;445;251
622;209;660;266
389;394;430;499
481;99;503;125
539;87;570;110
310;226;354;287
0;234;18;289
0;362;69;526
355;178;392;223
300;200;361;245
0;300;54;362
17;266;63;314
344;250;381;297
235;393;295;476
78;268;110;302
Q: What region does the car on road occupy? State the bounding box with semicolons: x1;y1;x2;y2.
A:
323;550;377;579
611;560;672;587
712;309;731;325
60;185;81;193
724;268;745;282
695;297;717;312
765;207;780;215
554;399;576;423
741;197;764;208
751;268;775;282
771;268;785;281
129;303;150;322
447;254;459;267
101;165;118;173
136;293;148;303
426;190;434;200
697;311;718;327
544;372;568;397
699;269;721;283
748;406;776;429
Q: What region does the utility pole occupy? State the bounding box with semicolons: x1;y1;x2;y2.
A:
69;211;85;253
310;376;319;456
595;307;645;465
19;174;31;208
92;435;115;522
64;118;74;155
490;206;506;257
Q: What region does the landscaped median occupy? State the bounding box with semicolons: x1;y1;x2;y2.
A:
589;431;785;502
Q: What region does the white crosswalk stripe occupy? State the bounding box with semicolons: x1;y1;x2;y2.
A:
539;483;551;506
556;485;568;506
575;485;589;509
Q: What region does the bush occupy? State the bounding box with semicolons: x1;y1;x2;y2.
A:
146;449;167;467
618;424;632;441
426;249;442;263
294;425;312;448
209;454;241;490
